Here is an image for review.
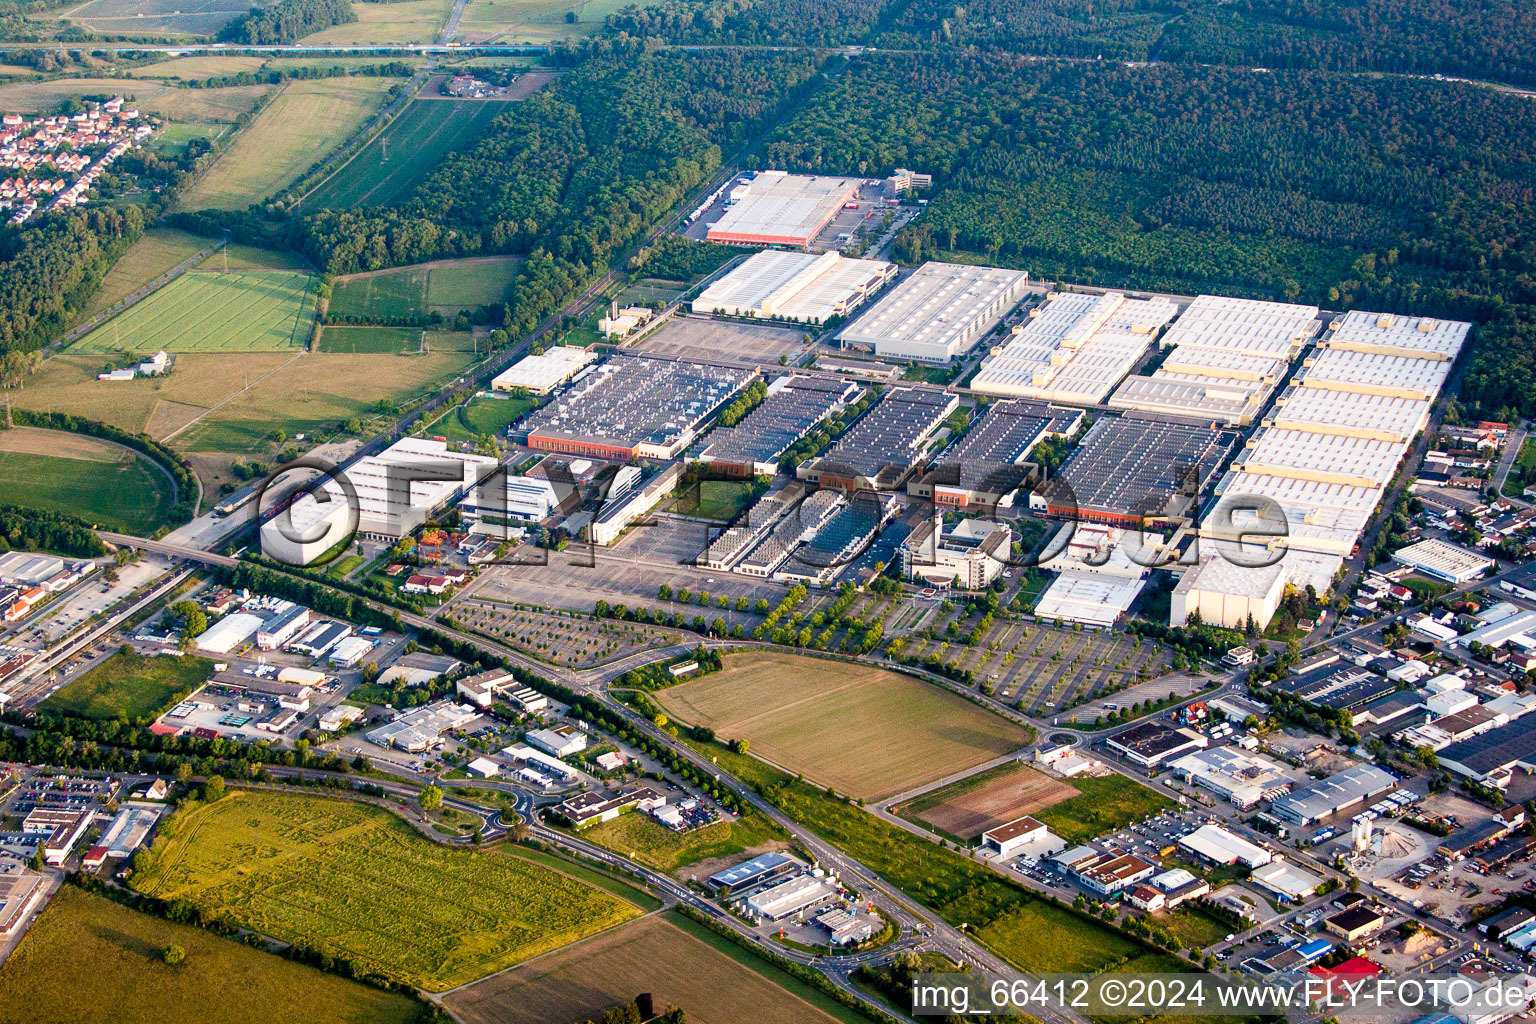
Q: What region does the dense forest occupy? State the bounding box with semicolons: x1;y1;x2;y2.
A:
759;54;1536;414
603;0;1536;85
605;0;892;45
0;206;144;355
1158;0;1536;85
218;0;356;44
300;50;823;337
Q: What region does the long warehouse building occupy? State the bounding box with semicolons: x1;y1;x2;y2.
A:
971;291;1176;405
696;375;860;477
838;260;1032;364
1174;308;1470;629
1110;295;1318;425
518;355;756;460
706;171;860;248
693;249;894;324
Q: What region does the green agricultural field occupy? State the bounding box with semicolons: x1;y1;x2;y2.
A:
301;0;452;43
316;325;423;353
41;651;214;722
304;99;509;209
0;885;424;1024
131;789;643;990
578;810;786;872
71;271;316;354
435;393;537;440
328;266;430;322
179;77;398;209
656;652;1032;800
54;0;257;36
427;257;521;310
0;427;174;534
1032;772;1174;845
454;0;626;42
151;121;230;157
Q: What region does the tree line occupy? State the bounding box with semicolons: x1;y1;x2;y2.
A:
218;0;357;44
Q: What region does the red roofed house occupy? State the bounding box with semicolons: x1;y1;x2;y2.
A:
82;845;107;869
1308;956;1382;998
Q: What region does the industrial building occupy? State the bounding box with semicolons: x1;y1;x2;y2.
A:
1033;524;1152;628
1054;848;1158;894
1299;347;1451;401
1325;905;1389;942
1171;309;1470;630
1270;764;1398;825
1266;387;1431;444
1233;429;1405;489
1438;717;1536;784
194;611;265;654
909;400;1082;508
1249;859;1324;901
745;873;839;921
1104;719;1209;768
491;346;597;395
587;461;685;546
365;701;479;753
100;806;159;858
1392;538;1495;583
1325;310;1469;361
263;437;497;556
971;291;1176;405
1168;747;1294;809
0;861;45;940
798;387;956;490
900;516;1012;589
1275;667;1398;717
519;355;756;460
693;249;894;323
1171;556;1287;631
1030;413;1237;527
707;851;803;893
525;725;589;759
982;815;1050;858
1110;295;1318;425
699;484;805;571
838;261;1032;364
734;489;843;577
696;376;860;477
379;652;462;688
256;605;309;650
706;171;860;248
1178;824;1273;868
777;491;897;584
461;455;611;523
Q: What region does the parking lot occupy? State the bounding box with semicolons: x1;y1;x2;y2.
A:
631;316;811;367
22;555;170;647
470;520;788;617
450;601;684;669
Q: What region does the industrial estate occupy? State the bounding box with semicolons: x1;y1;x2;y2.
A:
0;7;1532;1024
